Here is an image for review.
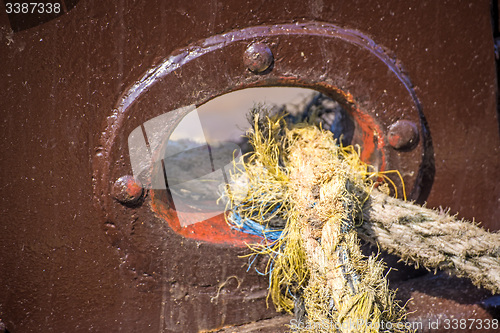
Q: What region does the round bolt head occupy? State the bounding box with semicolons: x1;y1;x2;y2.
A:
243;42;274;73
112;175;144;205
387;120;419;150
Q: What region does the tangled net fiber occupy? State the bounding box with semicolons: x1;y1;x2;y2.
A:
221;107;500;333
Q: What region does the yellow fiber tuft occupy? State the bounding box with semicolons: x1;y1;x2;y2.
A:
223;107;411;332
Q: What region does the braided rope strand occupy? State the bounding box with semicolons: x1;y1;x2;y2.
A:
359;190;500;294
222;109;499;332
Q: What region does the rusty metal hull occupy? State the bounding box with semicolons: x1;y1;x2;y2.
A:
1;0;499;332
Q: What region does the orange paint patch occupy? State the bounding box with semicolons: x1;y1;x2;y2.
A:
150;190;263;246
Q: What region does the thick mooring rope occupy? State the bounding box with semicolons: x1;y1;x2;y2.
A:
359;190;500;294
221;109;499;333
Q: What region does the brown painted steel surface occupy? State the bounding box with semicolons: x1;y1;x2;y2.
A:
1;0;499;332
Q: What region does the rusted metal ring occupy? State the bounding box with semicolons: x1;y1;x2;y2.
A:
92;22;433;274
